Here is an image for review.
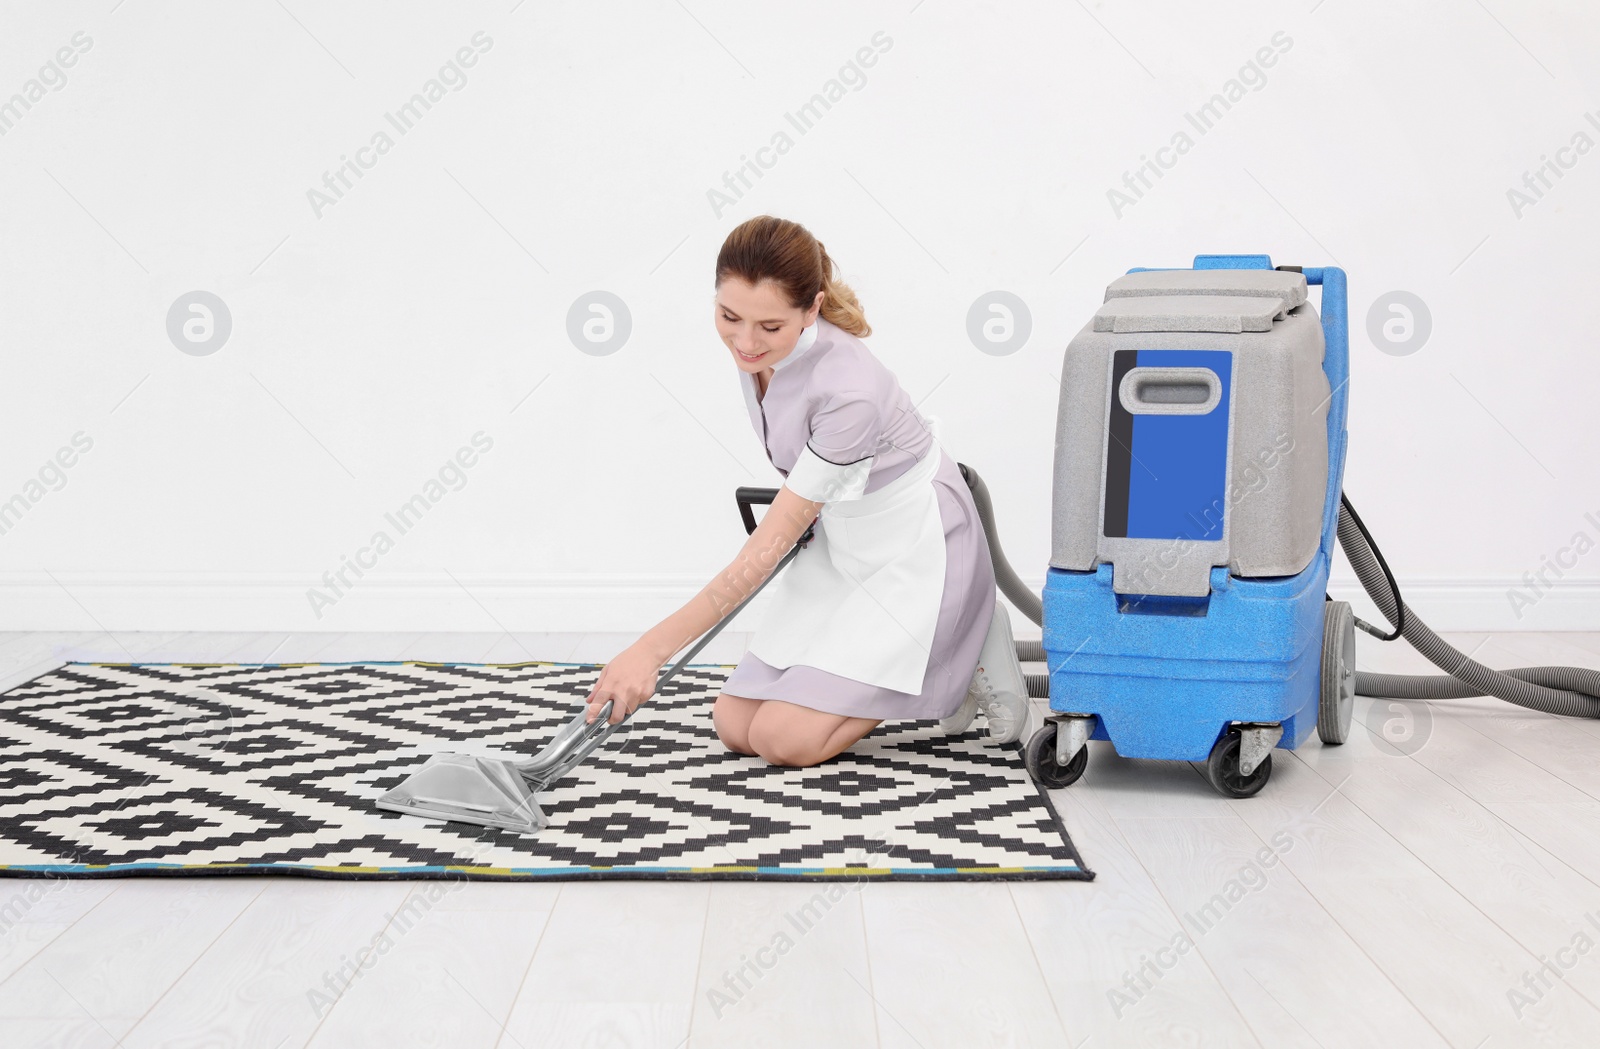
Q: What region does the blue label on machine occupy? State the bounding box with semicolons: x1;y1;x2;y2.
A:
1102;349;1233;541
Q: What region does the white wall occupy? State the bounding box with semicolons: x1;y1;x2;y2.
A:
1;0;1595;636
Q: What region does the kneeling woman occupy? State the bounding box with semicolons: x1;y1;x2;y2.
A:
585;215;1027;767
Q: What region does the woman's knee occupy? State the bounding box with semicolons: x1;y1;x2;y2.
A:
746;710;827;768
749;731;823;768
712;693;758;755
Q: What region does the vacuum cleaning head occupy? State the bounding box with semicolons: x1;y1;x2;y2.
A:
375;528;812;835
375;752;548;834
376;699;622;835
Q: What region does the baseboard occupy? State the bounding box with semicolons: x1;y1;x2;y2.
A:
1;572;1596;633
1325;579;1600;632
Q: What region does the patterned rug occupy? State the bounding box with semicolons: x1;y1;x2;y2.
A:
0;661;1092;882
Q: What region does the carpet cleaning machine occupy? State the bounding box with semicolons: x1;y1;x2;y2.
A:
970;253;1600;797
378;253;1600;834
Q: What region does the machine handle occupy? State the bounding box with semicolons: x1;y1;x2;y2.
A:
736;486;818;546
735;486;776;535
1300;265;1350;563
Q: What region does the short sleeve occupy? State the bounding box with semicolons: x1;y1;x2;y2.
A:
783;391;880;503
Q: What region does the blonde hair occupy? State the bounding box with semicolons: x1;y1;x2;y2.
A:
715;215;871;337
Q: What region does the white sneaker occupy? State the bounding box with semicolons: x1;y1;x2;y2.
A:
970;600;1032;745
938;679;979;735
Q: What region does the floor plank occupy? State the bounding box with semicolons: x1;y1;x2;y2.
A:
860;880;1068;1048
1114;806;1453;1048
0;880;263;1034
1290;740;1600;1017
304;883;561;1049
1246;752;1600;1047
688;882;877;1048
114;879;416;1048
1015;757;1265;1046
498;882;709;1049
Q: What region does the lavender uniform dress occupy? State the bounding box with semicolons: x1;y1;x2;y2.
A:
720;316;998;721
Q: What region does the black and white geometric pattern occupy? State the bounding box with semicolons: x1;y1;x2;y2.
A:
0;661;1091;881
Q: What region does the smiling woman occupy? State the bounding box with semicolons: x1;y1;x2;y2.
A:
583;215;1010;768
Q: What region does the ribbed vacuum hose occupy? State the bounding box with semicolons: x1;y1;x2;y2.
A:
963;461;1600;714
1338;504;1600;714
961;464;1050;697
961;464;1044;627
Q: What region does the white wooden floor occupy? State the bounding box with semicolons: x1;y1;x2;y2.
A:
4;629;1600;1048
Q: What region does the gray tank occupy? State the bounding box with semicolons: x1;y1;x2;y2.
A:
1050;268;1330;598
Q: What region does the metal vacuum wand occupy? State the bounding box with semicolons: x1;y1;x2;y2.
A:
375;531;810;835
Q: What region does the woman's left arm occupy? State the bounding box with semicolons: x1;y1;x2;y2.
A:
584;483;824;724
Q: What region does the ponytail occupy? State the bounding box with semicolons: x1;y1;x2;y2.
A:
814;240;871;338
716;216;871;338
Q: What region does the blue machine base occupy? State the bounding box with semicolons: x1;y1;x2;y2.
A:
1041;557;1329;763
1038;253;1350;770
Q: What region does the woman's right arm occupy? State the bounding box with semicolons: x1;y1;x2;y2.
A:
640;483;824;665
583;484;823;723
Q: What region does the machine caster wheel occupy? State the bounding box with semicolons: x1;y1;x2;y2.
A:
1205;730;1271;799
1025;723;1088;789
1318;600;1356;745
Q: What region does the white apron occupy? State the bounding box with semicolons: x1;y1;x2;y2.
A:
747;435;948;695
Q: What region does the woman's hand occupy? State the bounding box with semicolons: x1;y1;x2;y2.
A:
579;486;821;728
585;640;666;725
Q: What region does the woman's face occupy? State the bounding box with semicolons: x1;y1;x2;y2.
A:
715;277;823;373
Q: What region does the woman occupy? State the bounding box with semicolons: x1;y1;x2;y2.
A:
584;215;1029;767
